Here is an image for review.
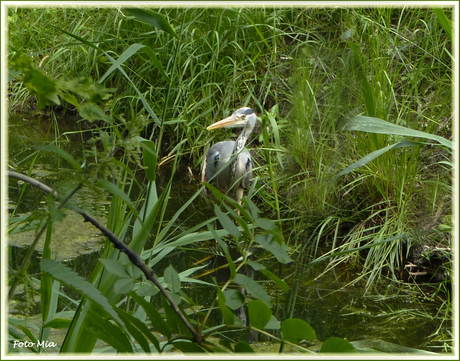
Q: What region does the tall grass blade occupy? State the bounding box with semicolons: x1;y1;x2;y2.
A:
99;44;170;83
334;140;419;180
344;115;453;149
349;42;375;117
432;8;453;41
97;179;139;218
34;145;81;171
125;8;177;37
54;26;161;125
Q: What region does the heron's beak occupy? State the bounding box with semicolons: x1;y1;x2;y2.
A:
207;115;244;130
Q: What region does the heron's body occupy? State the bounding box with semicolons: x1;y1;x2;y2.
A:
205;107;257;203
206;141;252;194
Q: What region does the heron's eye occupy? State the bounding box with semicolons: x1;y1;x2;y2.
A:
241;114;246;120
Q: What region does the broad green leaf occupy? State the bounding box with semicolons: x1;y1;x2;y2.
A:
247;300;271;329
260;269;289;293
116;307;160;352
162;295;190;335
9;52;34;71
218;289;236;326
131;181;160;255
255;217;277;231
214;205;240;240
99;259;130;278
233;273;271;307
22;68;60;109
350;339;439;354
62;93;79;107
114;278;135;294
86;310;133;353
219;339;234;352
129;291;171;339
42;318;72;329
136;283;159;297
255;218;282;242
254;234;293;264
125;8;176;37
433;8;453;40
40;259;124;327
41;218;55;328
281;318;316;344
344;115;453;149
341;27;356;40
223;289;244;310
57;76;115;102
124;262;141;279
245;260;265;271
78;102;112;123
264;315;281;330
34;145;81;171
244;197;260;220
334;140;420;181
234;341;255;353
320;337;357;353
172;341;207;353
115;309;151;354
164;265;181;293
209;225;236;279
140;140;157;181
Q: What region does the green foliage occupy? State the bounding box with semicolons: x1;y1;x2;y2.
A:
9;53;115;122
124;8;177;38
281;318;316;344
320;337;357;353
247;300;272;329
40;259;125;327
343;115;453;149
7;5;452;355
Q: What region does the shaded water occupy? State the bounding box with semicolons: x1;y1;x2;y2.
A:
6;111;450;353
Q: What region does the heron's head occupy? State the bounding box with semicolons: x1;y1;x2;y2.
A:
207;107;257;130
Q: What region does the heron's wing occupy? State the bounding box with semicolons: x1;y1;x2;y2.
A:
205;141;235;188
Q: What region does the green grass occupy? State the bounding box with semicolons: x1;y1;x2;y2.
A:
6;5;453;353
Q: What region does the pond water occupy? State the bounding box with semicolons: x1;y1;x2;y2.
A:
6;111;451;354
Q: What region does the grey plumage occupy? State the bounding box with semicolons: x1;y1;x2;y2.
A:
205;107;257;203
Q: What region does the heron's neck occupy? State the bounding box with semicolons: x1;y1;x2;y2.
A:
229;123;253;184
233;130;248;155
232;122;253;155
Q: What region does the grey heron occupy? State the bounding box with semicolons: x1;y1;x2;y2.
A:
205;107;257;204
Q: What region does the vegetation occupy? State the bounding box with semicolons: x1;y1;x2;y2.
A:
6;5;453;355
